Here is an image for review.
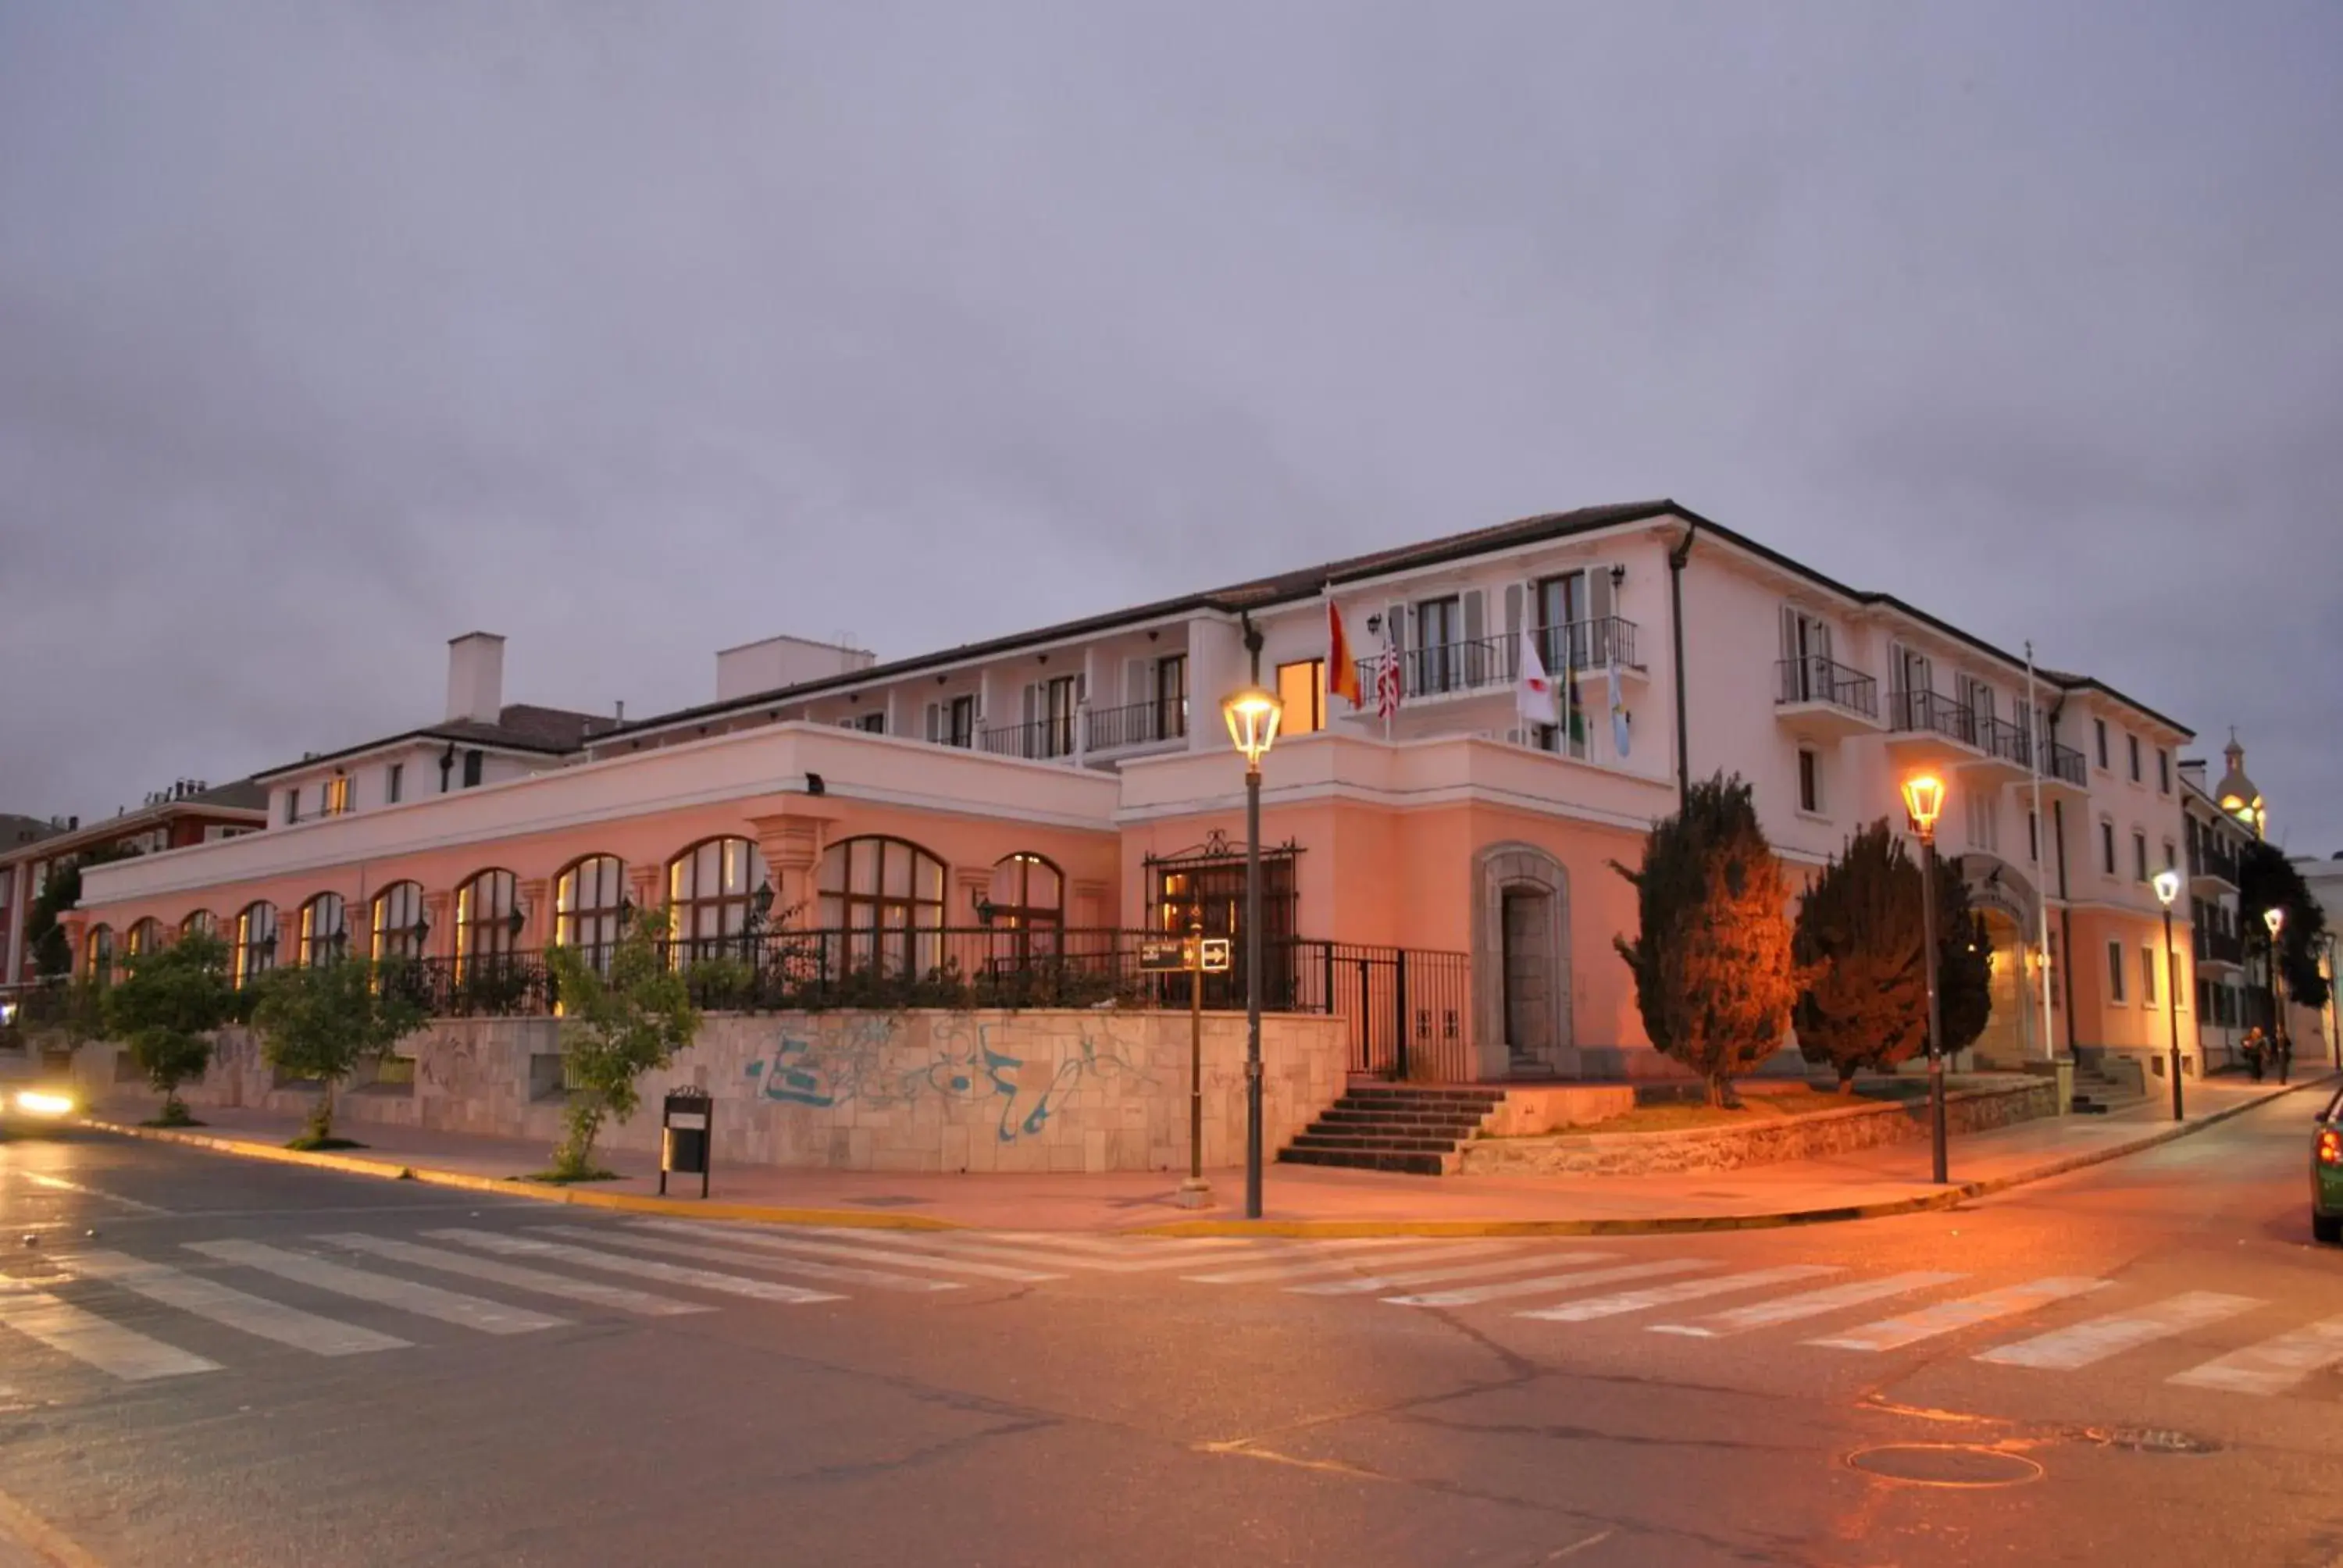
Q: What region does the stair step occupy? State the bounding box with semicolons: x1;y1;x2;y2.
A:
1290;1131;1464;1153
1318;1108;1488;1129
1277;1146;1448;1176
1339;1085;1505;1105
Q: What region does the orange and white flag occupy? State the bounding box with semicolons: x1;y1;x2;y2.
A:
1328;601;1364;707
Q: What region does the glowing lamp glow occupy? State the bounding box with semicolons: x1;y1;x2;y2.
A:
1221;685;1283;768
13;1090;75;1117
1899;774;1946;839
2265;905;2286;940
2152;869;2181;909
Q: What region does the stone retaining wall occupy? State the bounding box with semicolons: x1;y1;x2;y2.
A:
80;1008;1347;1175
1457;1075;2060;1178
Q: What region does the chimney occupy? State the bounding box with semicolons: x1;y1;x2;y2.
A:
445;633;506;725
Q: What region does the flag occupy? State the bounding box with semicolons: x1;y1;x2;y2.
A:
1516;625;1557;730
1327;602;1364;708
1375;640;1401;722
1609;659;1631;757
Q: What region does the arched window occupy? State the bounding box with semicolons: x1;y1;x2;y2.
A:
818;836;945;975
986;853;1064;960
126;918;166;959
234;902;278;988
83;925;116;986
181;909;218;940
455;869;519;976
556;854;626;968
372;882;426;962
668;837;766;961
298;893;347;967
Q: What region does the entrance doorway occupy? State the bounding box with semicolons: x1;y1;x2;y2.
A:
1502;889;1557;1066
1473;843;1572;1079
1972;908;2031;1067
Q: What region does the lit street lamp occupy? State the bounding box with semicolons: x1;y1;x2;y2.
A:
1901;772;1950;1185
1221;632;1283;1222
2264;904;2288;1082
2152;868;2184;1121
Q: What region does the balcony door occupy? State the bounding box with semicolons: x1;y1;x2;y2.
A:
1778;607;1833;700
1416;594;1460;693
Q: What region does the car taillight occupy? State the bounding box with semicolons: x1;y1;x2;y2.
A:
2320;1129;2343;1167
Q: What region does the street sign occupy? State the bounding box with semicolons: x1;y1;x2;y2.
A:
1198;938;1232;973
1138;939;1192;974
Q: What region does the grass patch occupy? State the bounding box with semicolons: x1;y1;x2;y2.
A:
285;1135;368;1152
140;1116;207;1128
519;1167;621;1185
1547;1082;1923;1136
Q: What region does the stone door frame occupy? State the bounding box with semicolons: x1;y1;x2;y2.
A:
1472;842;1573;1078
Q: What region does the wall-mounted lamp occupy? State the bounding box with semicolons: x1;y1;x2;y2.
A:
974;895;997;927
804;772;826;796
1609;563;1627;591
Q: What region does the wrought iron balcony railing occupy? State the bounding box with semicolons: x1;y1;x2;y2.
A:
1774;656;1878;719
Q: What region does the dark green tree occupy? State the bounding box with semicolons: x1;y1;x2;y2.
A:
24;843;142;978
2239;841;2333;1010
1613;773;1806;1107
101;931;236;1125
1931;848;1994;1054
542;907;702;1180
1794;821;1927;1089
250;959;428;1146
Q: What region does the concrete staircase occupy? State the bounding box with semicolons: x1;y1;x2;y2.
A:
1276;1084;1507;1176
2070;1051;2149;1115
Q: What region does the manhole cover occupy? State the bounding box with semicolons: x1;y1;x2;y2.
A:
2090;1427;2222;1455
1847;1444;2043;1488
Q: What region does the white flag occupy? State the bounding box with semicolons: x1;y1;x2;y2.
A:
1609;659;1630;757
1517;627;1558;730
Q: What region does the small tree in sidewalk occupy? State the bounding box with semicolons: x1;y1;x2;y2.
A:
250;958;427;1147
102;930;237;1125
1613;772;1806;1107
541;907;701;1181
1794;821;1927;1091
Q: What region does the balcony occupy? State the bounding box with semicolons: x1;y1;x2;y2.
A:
2194;925;2245;974
979;716;1080;763
2188;840;2240;897
1960;714;2034;785
1774;656;1880;739
1882;688;1980;770
1350;617;1644;707
1085;699;1188;756
2039;739;2088;797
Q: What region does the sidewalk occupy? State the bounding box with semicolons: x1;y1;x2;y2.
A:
86;1071;2331;1237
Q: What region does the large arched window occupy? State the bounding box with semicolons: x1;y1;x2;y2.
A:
126;918;166;960
298;893;347;967
668;837;766;961
556;854;626;968
818;835;945;975
986;853;1064;960
455;869;519;975
181;909;218;940
372;882;426;962
234;901;279;988
83;925;116;986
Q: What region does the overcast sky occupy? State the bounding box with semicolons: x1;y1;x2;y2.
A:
3;2;2338;849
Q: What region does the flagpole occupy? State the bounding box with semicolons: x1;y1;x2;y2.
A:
2025;641;2056;1064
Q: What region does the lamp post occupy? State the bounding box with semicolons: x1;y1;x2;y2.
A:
1221;660;1283;1222
2153;868;2184;1121
1902;773;1949;1185
2264;904;2288;1082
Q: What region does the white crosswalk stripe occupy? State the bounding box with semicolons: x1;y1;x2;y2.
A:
319;1235;715;1317
1290;1250;1620;1298
69;1250;410;1355
423;1229;843;1303
1977;1292;2263;1370
618;1224;1061;1282
0;1277;220;1381
1388;1259;1711;1309
538;1226;961;1292
740;1224;1416;1275
186;1240;569;1335
1186;1240;1527;1285
2168;1314;2343;1396
1805;1277;2108;1353
1519;1265;1841;1324
1649;1272;1964;1338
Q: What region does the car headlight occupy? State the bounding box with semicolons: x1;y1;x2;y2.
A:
13;1089;76;1117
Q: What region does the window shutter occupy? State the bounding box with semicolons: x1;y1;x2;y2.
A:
1504;582;1523;641
1780;605;1799;662
1385;601;1407;653
924;703;941;743
1122;658;1146;707
1589;568;1614;624
1021;683;1040;725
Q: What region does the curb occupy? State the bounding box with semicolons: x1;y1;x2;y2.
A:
0;1486;105;1568
81;1121;965;1231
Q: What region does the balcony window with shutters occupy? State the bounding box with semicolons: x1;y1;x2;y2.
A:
1415;594;1461;693
284;789;301;825
1778;606;1835;703
1155;655;1188;740
1277;659;1325;736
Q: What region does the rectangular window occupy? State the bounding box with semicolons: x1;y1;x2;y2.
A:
2163;839;2176;871
2100;821;2117;875
2107;940;2127;1003
2127;733;2142;782
2142;945;2158;1006
326;775;351;816
855;711;885;734
284;789;301;825
1043;674;1079;756
387;763;404;805
1796;748;1821;814
1276;658;1326;736
2157;748;2170;794
1415;595;1461;692
462;749;484;788
947;694;976;748
2133;831;2149;883
2095;718;2109;769
1154;655;1188;739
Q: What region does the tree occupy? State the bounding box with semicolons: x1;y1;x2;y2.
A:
24;843;142;979
101;931;237;1125
541;907;701;1181
1614;773;1806;1107
249;959;427;1146
1931;848;1993;1054
2239;841;2334;1011
1794;821;1927;1089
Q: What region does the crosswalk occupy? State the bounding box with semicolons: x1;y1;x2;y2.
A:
5;1221;2340;1402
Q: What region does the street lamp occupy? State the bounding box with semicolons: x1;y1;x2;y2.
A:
2152;868;2184;1121
1901;772;1949;1185
1221;658;1283;1222
2264;904;2288;1080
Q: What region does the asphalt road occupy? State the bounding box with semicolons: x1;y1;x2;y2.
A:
2;1089;2339;1568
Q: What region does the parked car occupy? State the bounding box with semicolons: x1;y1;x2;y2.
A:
2316;1084;2343;1245
0;1037;81;1135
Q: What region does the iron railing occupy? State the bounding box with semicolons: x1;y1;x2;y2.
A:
1975;715;2033;770
1085;700;1187;752
2188;839;2241;888
1888;688;1977;747
1351;617;1642;704
1303;943;1475;1082
1774;656;1878;719
2045;740;2087;786
2194;926;2245;968
979;717;1079;761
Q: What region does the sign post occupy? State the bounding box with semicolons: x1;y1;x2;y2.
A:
1144;921;1229;1210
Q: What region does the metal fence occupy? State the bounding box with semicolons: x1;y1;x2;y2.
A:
1297;943;1475;1082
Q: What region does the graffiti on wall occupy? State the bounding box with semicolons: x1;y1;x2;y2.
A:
743;1014;1156;1142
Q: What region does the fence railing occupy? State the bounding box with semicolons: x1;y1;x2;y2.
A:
1301;943;1475;1082
2045;740;2087;786
979;717;1079;762
1975;715;2033;769
1888;688;1977;747
2194;926;2245;968
2188;841;2241;887
1084;700;1186;753
1351;617;1642;704
1774;655;1878;719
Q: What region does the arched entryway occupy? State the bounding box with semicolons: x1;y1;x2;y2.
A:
1472;843;1573;1079
1960;856;2045;1069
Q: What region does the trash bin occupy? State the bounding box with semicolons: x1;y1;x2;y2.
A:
660;1087;713;1198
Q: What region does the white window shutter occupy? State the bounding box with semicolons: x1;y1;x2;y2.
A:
1780;604;1799;662
924;703;941;742
1589;567;1614;624
1462;589;1485;646
1122;658;1146;707
1385;601;1407;652
1503;582;1523;641
1021;683;1040;725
